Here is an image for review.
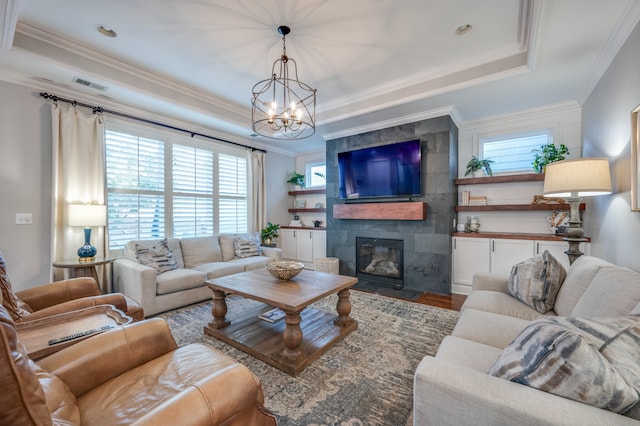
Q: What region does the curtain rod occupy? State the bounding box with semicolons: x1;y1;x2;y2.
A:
39;92;266;153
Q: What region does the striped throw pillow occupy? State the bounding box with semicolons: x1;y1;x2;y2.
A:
489;316;640;414
233;233;262;258
135;239;178;274
507;250;566;313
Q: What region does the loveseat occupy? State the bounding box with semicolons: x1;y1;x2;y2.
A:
114;234;282;316
0;303;276;425
414;254;640;425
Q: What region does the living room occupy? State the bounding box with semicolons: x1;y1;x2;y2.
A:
2;1;640;424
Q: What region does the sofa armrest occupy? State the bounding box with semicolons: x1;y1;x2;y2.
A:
113;259;158;315
261;246;282;261
414;356;638;426
17;295;128;322
16;278;102;311
37;318;177;397
471;272;510;292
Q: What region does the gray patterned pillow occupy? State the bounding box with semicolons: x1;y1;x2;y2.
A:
507;250;566;313
135;238;178;274
488;316;640;414
233;233;262;258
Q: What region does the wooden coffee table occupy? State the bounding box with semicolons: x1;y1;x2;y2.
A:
204;268;358;376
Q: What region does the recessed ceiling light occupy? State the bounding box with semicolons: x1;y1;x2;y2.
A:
97;25;117;38
455;24;473;36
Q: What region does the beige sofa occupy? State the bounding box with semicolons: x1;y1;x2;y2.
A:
114;235;282;316
414;255;640;425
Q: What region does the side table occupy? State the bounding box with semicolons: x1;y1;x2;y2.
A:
16;305;132;360
53;256;118;293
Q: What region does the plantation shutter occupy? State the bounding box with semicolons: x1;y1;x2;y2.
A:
219;153;248;233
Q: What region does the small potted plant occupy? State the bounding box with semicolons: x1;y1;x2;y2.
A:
286;171;305;190
465;156;494;177
260;222;280;247
532;143;569;173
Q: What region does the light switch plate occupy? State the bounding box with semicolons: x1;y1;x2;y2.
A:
16;213;33;225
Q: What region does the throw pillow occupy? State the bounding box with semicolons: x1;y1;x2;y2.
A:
0;251;32;320
488;316;640;414
507;250;566;313
233;233;262;258
135;239;178;274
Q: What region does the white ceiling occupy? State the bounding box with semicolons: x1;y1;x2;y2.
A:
0;0;639;154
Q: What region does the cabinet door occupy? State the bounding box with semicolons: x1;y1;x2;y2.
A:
535;240;590;271
296;230;314;262
452;237;491;287
280;229;297;260
312;230;326;261
491;239;534;276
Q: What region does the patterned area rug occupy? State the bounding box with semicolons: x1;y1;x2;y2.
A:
155;290;459;426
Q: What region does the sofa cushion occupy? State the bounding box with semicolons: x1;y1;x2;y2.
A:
33;362;81;424
507;250;566;314
233;233;262;258
488;316;640;414
135;239;178;274
218;234;236;261
462;290;546;321
451;309;531;349
229;255;272;271
436;335;503;373
571;267;640;317
553;255;615;316
156;268;206;295
180;236;222;268
192;262;244;280
0;251;32;320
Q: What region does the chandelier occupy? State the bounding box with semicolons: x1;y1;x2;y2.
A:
251;25;316;140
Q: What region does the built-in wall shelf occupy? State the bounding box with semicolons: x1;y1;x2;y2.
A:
333;202;427;220
455;174;545;185
451;231;591;242
456;203;585;212
288;188;326;195
288;208;326;213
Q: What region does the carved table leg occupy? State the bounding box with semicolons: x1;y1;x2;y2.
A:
208;289;230;329
334;288;355;327
282;311;303;360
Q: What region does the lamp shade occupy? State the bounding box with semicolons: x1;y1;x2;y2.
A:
68;204;107;227
543;158;612;197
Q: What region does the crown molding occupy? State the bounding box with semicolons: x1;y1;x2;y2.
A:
461;100;581;131
0;0;21;50
578;0;640;104
322;105;461;141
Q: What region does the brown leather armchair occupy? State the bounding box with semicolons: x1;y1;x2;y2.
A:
0;304;277;425
0;251;143;321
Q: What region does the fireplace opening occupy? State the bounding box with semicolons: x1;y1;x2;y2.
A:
356;237;404;289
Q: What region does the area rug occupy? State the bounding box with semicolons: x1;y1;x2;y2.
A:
155;290;459;426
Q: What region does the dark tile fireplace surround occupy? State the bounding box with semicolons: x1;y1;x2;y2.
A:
326;115;458;296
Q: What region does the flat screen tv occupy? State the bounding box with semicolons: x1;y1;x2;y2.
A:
338;139;422;200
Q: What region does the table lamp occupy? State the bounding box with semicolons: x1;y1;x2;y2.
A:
68;204;107;262
543;158;611;264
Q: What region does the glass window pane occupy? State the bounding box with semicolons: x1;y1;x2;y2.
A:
480;130;552;173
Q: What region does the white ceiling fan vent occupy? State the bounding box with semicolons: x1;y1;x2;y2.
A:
73;77;108;91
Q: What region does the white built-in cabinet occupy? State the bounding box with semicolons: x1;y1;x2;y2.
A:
452;235;590;294
280;228;326;267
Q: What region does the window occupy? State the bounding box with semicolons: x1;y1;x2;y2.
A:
479;129;553;174
306;162;326;187
105;122;248;249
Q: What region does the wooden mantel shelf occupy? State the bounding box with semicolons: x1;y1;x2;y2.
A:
333;202;427;220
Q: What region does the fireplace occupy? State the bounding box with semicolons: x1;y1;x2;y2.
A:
356;237;404;289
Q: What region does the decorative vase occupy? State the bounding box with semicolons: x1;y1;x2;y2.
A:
77;227;97;261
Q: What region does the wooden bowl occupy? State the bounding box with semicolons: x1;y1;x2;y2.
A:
265;261;304;280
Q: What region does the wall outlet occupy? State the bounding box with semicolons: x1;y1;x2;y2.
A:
16;213;33;225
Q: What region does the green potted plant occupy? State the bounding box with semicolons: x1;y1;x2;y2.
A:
286;171;305;189
532;143;569;173
465;156;494;177
260;222;280;246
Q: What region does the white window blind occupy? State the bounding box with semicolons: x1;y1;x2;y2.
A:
219;153;247;234
106;131;165;249
480;130;552;174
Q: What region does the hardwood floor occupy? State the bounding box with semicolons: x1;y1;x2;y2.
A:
414;292;466;311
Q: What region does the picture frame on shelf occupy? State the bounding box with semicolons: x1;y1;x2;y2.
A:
294;200;306;208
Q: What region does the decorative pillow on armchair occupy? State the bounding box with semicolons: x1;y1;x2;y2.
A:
135;239;178;274
488;316;640;415
507;250;566;313
0;251;33;320
233;233;262;258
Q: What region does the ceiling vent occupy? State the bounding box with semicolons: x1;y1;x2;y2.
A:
73;77;108;91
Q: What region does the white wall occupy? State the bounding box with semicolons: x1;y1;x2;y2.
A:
582;21;640;270
0;81;52;289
